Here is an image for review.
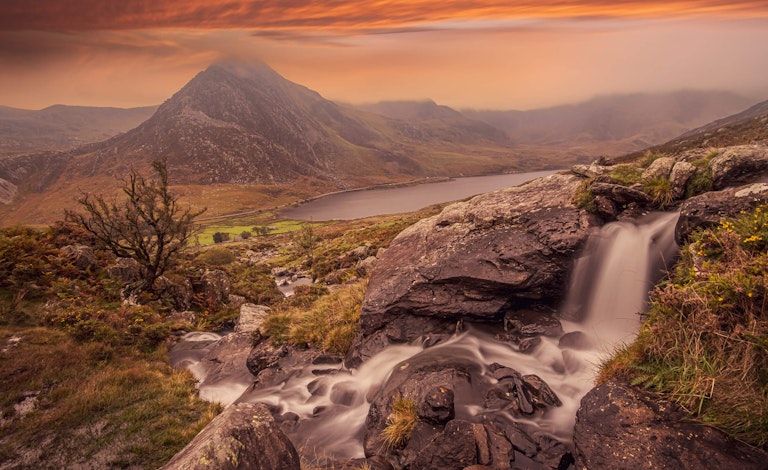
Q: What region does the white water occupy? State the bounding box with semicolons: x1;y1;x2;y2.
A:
172;211;680;462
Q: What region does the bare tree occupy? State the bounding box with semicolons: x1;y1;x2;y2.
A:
65;160;205;294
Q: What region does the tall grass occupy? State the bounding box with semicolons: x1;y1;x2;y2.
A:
264;281;366;355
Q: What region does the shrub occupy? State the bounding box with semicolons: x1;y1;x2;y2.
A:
198;247;235;265
240;231;252;240
212;232;230;244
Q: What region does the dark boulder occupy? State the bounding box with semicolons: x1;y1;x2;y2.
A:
409;419;478;470
245;337;288;377
363;358;469;461
161;402;300;469
589;182;652;206
675;182;768;243
349;174;599;363
574;380;768;470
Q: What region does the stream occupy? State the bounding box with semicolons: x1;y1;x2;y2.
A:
170;211;680;462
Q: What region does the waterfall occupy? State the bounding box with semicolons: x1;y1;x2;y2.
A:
171;211;680;462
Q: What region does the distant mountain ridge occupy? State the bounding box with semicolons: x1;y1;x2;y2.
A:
0;104;157;157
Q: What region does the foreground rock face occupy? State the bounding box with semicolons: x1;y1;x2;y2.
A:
574;381;768;470
161;402;300;469
348;174;599;365
675;182;768;243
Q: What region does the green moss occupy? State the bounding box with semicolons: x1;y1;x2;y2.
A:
609;164;643;186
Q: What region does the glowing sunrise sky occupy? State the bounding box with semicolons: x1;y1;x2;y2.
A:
1;1;768;110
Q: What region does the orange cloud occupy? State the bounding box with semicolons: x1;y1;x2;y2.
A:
1;1;767;31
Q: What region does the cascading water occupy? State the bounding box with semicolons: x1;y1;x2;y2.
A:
171;211;680;463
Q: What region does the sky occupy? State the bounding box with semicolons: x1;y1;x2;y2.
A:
1;1;768;111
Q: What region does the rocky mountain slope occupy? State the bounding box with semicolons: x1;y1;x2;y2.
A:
0;104;157;157
0;61;528;224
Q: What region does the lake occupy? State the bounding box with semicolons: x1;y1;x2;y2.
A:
279;170;558;221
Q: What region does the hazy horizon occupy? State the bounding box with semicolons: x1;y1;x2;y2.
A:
2;1;768;110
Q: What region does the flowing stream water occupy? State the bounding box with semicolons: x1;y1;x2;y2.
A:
171;211;680;461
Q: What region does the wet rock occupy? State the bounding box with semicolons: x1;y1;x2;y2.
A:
106;257;141;283
196;333;255;404
504;309;563;337
675;182;768;243
351;174;599;363
594;195;618;219
409;419;478;470
246;339;288;377
669;161;697;199
235;304;270;334
709;144;768;190
60;244;96;270
518;336;541;353
363;358;469;461
574;380;768;470
522;375;561;408
590;182;652;206
329;381;359;406
485;364;561;416
161;402;300;469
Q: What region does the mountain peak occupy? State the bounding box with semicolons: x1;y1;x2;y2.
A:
206;59;282;82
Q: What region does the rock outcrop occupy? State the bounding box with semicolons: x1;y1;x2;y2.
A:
59;244;97;270
709;145;768;190
675;182;768;242
347;174;599;366
362;353;570;470
574;381;768;470
161;402;301;469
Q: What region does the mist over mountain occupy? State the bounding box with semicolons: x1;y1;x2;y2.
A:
464;91;754;157
624;97;768;158
0;105;157;157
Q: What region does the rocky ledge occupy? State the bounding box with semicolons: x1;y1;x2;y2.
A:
346;173;600;367
574;380;768;470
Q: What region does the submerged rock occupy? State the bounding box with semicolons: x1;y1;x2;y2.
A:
161;402;300;469
574;380;768;470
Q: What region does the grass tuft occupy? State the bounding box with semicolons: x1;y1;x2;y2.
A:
381;396;418;449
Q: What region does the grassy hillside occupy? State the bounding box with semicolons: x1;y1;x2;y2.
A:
0;204;440;468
